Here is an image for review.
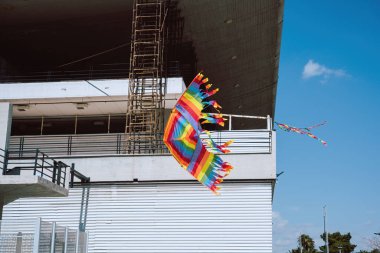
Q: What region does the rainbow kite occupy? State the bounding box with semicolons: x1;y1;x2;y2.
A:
163;73;233;194
275;121;327;146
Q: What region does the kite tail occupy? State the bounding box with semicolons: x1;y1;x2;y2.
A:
306;132;328;146
304;121;327;131
275;121;328;146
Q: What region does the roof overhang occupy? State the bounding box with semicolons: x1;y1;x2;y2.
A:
0;0;284;127
178;0;283;121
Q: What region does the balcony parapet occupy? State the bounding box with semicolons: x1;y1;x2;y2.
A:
5;129;276;182
5;114;276;182
9;129;272;157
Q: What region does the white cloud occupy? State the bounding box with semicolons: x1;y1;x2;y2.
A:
302;59;347;80
273;211;296;252
273;211;289;229
272;211;323;253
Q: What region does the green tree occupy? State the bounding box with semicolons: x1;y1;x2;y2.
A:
289;234;319;253
320;232;356;253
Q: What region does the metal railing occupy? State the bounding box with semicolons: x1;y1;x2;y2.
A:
0;148;6;173
69;166;90;188
1;148;90;188
200;130;272;154
5;115;273;157
9;133;167;156
8;129;272;156
224;114;272;131
1;148;69;187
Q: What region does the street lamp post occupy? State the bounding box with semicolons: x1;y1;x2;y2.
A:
323;206;330;253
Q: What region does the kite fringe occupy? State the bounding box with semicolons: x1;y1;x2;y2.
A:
195;73;234;193
207;159;234;194
202;130;234;154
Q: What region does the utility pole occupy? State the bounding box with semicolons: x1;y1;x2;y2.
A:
323;205;330;253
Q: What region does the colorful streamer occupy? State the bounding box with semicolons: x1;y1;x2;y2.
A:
274;121;328;146
163;73;233;194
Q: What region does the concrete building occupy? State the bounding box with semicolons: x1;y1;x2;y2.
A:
0;0;283;252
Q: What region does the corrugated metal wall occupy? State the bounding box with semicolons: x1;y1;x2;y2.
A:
3;183;272;253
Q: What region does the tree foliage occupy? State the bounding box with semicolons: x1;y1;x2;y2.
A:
289;234;319;253
320;232;356;253
358;250;380;253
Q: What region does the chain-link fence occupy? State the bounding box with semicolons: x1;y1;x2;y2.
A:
0;219;88;253
0;220;35;253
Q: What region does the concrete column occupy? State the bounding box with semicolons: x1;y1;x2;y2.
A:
0;102;12;152
0;103;12;219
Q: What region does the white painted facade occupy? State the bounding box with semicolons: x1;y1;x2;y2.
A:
0;78;185;100
0;79;276;253
0;78;185;117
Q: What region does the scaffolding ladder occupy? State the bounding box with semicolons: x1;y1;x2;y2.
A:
126;0;167;153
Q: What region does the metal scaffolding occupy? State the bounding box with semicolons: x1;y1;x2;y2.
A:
126;0;167;153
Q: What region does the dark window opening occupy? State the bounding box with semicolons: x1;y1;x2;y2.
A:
76;116;108;134
110;115;126;133
11;118;42;135
42;117;75;135
11;114;126;136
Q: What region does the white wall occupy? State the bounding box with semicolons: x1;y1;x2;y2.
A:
0;78;185;100
61;133;276;182
68;153;276;182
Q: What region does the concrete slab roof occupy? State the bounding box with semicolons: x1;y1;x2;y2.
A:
0;0;283;126
0;175;68;205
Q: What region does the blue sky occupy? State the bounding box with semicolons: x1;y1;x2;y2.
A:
273;1;380;252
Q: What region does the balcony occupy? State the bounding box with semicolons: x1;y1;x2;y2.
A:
3;115;276;184
0;74;277;186
0;147;91;205
8;130;272;157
